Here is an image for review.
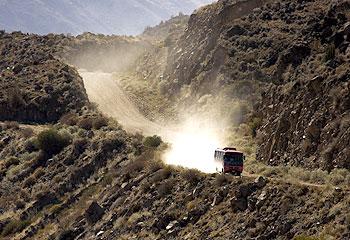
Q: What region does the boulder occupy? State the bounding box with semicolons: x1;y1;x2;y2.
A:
254;176;268;188
231;197;248;212
85;201;105;224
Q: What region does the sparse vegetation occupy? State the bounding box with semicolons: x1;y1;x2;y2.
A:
181;169;202;186
324;44;336;62
157;179;174;196
1;219;31;237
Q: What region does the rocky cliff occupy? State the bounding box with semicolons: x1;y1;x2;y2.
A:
148;0;350;171
0;31;89;123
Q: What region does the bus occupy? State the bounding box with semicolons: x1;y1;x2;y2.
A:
215;147;245;176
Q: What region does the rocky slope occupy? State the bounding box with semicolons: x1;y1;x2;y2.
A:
0;31;89;123
0;121;349;239
138;0;349;171
0;0;349;239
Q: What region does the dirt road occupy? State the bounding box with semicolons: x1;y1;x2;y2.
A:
80;70;164;136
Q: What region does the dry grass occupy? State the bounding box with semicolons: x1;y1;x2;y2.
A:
181;169;202;186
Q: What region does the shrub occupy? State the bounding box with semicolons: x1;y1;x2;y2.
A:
143;135;163;148
147;160;164;173
33;167;45;179
8;86;25;108
149;167;172;184
24;138;39;152
4;157;20;169
36;129;70;155
1;219;31;237
141;181;151;193
157;179;174;196
215;174;228;186
249;117;263;138
20;127;34;138
72;138;88;155
125;160;145;173
77;117;93;130
3;121;19;130
181;169;202;186
23;176;36;188
92;116;108;129
324;43;335;62
15;199;26;210
60;113;78;126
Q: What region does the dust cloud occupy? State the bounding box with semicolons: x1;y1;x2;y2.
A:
80;71;240;173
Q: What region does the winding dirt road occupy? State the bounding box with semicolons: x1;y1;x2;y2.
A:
80;71;163;136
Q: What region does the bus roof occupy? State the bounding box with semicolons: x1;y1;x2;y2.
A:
216;148;243;154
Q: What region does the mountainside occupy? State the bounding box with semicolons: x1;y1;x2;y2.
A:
0;0;350;239
0;0;213;35
139;0;350;172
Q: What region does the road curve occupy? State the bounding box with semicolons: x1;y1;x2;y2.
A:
80;70;163;136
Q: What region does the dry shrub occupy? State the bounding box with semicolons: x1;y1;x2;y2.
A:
77;117;93;130
60;113;79;126
309;169;327;184
3;121;19;130
4;157;20;169
125;160;145;173
33;167;45;179
20;127;34;138
329;169;347;185
8;86;25;108
147;160;164;173
157;179;175;196
141;181;151;193
149;167;172;184
15;199;26;210
181;169;202;186
92;116;109;129
72;138;88;155
22;176;35;188
1;219;31;237
215;174;228;186
186;198;202;212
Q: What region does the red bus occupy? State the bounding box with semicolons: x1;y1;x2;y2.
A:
215;147;245;176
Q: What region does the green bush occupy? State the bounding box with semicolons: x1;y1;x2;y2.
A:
143;135;163;148
36;129;70;155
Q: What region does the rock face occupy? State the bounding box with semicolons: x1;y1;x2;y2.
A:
255;1;350;171
85;202;105;224
0;32;89;123
147;0;349;171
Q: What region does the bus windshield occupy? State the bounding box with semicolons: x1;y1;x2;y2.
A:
224;154;243;165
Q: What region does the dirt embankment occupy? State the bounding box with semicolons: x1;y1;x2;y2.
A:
80;71;163;136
